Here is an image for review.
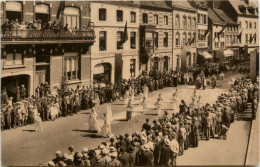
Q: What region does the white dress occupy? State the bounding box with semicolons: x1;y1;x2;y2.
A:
143;86;148;99
106;103;113;122
124;91;129;106
100;117;112;138
139;93;143;105
155;100;163;117
88;110;101;132
172;96;178;115
130;89;135;101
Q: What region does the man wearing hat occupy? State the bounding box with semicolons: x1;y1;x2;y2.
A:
68;145;75;156
160;139;171;166
108;152;120;166
118;146;130;166
20;84;27;100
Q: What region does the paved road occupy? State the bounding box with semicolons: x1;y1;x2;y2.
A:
1;72;253;166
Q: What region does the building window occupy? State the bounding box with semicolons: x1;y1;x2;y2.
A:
64;7;80;29
130;12;136;23
117;10;123;22
246;21;248;28
183;16;187;28
227;35;229;44
193;32;196;44
239;21;242;28
130;32;136;49
65;56;79;81
176;32;180;47
187;17;191;28
188;33;191;43
250;34;252;43
197;14;200;23
164;15;168;25
246;34;248;43
142;13;148;24
154;32;158;48
99;8;106;21
175;15;180;28
176;55;180;66
117;31;123;50
154;14;158;24
254;22;256;29
5;53;23;66
183;32;186;45
130;59;136;77
198;29;201;40
99;31;106;51
163;32;168;47
6;1;23;22
35;3;50;24
204;15;207;24
249;22;252;29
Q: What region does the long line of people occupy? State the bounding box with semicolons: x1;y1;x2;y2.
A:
45;77;258;166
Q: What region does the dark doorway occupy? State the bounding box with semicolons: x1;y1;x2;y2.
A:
164;56;169;71
35;66;50;87
6;11;22;22
153;57;159;71
35;13;49;24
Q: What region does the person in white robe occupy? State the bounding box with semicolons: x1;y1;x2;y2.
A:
88;108;101;133
106;102;113;123
100;113;113;138
143;84;149;99
124;90;129;106
93;96;100;113
142;97;147;113
139;93;143;105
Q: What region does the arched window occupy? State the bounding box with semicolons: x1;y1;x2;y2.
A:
6;1;23;22
35;4;50;24
188;17;191;28
188;32;191;43
183;16;187;28
193;32;196;44
175;14;180;28
182;32;187;45
64;7;80;30
176;32;180;47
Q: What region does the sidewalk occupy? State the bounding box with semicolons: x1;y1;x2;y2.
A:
245;109;259;166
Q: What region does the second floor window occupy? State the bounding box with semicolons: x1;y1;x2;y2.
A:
142;13;148;24
164;16;168;25
117;10;123;22
130;59;136;77
249;22;252;28
183;16;187;28
154;14;158;24
246;21;248;28
197;14;200;23
35;4;50;24
246;34;248;43
176;15;180;28
99;8;106;21
99;31;106;51
176;33;180;47
64;7;80;30
130;32;136;49
130;12;136;23
6;1;23;22
183;33;186;45
204;15;207;24
187;17;191;28
117;31;123;50
254;22;256;29
154;32;159;48
163;32;168;47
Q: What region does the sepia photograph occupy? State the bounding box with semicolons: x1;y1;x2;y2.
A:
0;0;259;166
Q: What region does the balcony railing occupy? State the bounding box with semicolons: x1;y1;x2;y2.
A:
2;29;95;42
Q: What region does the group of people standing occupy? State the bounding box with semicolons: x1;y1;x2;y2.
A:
45;75;258;166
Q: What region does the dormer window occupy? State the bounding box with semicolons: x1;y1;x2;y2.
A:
239;6;246;14
248;7;255;15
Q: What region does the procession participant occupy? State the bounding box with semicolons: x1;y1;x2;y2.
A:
35;112;42;132
130;86;135;102
126;101;133;122
106;102;113;123
4;104;12;130
216;107;223;139
178;122;186;156
155;97;163;117
93;96;100;113
142;97;147;113
171;90;178;115
179;100;187;115
42;97;49;121
88;108;101;133
143;84;149;99
124;90;129;106
191;117;199;147
139;92;143;105
100;113;113;138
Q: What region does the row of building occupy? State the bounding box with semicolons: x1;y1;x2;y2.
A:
1;0;259;97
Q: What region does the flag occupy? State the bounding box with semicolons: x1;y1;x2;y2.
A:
122;21;128;44
189;35;195;45
217;26;226;40
202;30;209;39
253;32;256;41
57;1;65;20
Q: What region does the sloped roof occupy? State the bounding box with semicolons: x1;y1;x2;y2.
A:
172;0;197;12
208;8;226;25
213;9;238;25
97;1;140;8
228;0;251;15
140;1;172;10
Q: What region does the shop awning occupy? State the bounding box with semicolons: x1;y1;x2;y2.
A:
93;64;104;74
203;52;213;59
224;49;234;57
